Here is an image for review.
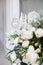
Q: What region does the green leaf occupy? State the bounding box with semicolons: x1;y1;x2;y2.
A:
9;34;18;39
21;62;27;65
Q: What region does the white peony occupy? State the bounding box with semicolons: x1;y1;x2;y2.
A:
28;11;40;24
26;45;39;64
21;29;33;40
22;41;29;48
35;28;43;38
10;51;16;62
6;37;19;50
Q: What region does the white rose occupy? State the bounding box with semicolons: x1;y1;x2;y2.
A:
15;59;21;64
35;28;43;38
6;37;19;50
12;63;17;65
26;45;39;64
22;41;29;48
22;56;29;64
28;11;40;24
10;52;16;62
21;29;33;40
26;52;39;65
27;45;35;53
6;41;15;50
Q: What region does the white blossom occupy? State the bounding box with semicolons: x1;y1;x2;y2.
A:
28;11;40;24
18;39;23;43
10;51;16;62
22;41;29;48
6;37;19;50
26;45;39;64
6;11;42;65
22;56;29;64
32;61;39;65
27;45;35;53
21;29;33;40
35;48;41;53
35;28;43;38
31;27;36;32
15;59;21;64
12;63;17;65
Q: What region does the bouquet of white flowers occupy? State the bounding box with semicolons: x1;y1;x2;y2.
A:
6;11;43;65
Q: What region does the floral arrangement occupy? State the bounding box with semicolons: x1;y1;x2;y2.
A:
6;11;43;65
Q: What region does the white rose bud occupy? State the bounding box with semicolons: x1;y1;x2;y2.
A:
27;45;35;53
35;42;39;47
22;41;29;48
35;28;43;38
18;39;23;43
35;48;41;53
10;52;16;62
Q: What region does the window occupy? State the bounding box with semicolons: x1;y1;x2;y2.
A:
20;0;43;14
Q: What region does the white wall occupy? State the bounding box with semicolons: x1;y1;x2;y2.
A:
6;0;20;33
21;0;43;14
